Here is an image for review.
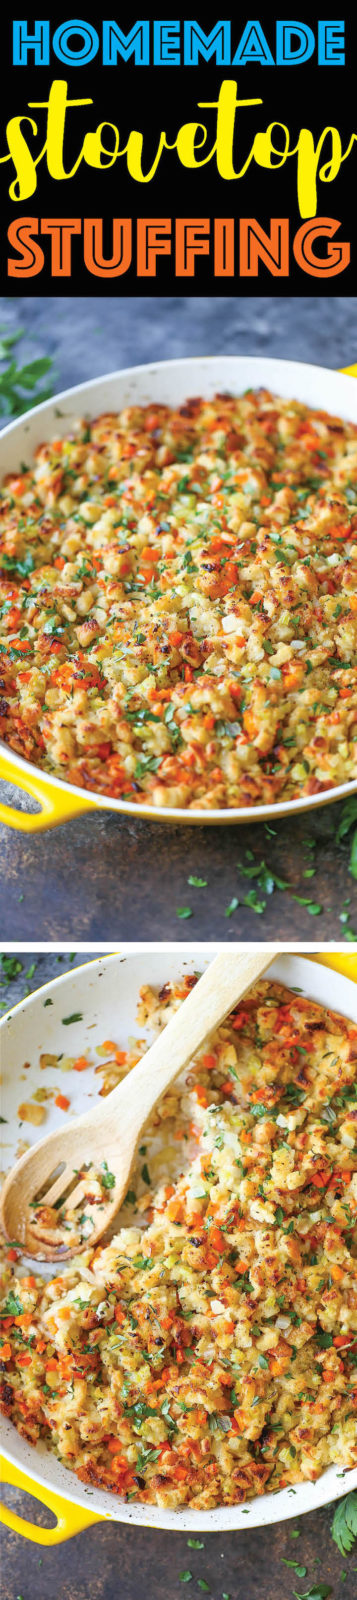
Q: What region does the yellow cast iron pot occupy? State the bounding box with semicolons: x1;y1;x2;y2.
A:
0;357;356;831
1;950;356;1542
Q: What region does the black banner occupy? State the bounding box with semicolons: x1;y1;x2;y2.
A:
0;9;356;293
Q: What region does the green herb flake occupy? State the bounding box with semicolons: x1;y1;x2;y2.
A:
224;897;239;918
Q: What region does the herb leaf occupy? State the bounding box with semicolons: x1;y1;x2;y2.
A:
331;1491;357;1555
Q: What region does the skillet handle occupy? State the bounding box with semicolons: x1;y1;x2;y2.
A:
310;953;357;983
0;749;94;831
0;1455;104;1543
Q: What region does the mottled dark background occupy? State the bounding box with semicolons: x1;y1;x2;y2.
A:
1;953;357;1600
0;296;357;941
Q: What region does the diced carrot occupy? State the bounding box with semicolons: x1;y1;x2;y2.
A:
282;662;304;690
55;1094;70;1111
333;1334;350;1348
168;630;184;647
96;742;112;761
322;1369;335;1382
330;1265;343;1283
167;1199;183;1222
46;1358;58;1372
193;1084;208;1107
73;1056;89;1072
175;1349;185;1365
209;1226;225;1254
141;545;160;563
107;1438;127;1458
333;524;349;541
269;1353;289;1376
202;1053;216;1070
232;1009;250;1031
17;1354;32;1367
0;1343;11;1360
114;1306;125;1325
6;1247;19;1261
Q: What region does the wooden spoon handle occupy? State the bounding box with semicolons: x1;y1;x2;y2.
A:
110;947;279;1133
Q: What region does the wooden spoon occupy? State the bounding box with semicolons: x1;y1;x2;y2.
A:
0;947;278;1261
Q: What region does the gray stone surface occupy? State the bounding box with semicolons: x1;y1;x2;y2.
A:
0;296;356;940
1;294;357;387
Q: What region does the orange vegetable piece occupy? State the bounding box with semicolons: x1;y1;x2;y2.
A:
107;1439;127;1459
209;1226;226;1254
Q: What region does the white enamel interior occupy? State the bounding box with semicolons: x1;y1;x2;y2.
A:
0;355;356;824
1;948;357;1529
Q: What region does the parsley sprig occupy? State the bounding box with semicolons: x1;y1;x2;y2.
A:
0;329;53;418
